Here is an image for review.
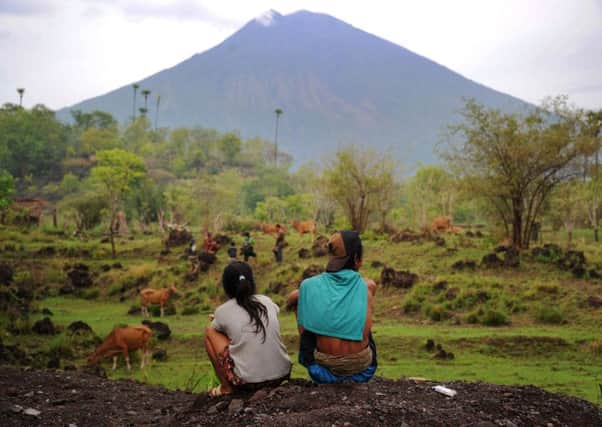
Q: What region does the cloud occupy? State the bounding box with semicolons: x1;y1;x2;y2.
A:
81;0;239;26
0;0;56;16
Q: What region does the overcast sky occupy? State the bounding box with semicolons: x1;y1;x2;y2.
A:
1;0;601;111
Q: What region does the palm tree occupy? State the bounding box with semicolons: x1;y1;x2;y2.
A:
17;88;25;107
132;84;140;121
154;95;161;130
273;108;283;166
141;89;151;110
139;107;148;116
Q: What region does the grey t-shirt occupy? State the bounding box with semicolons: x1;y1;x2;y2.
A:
211;295;292;383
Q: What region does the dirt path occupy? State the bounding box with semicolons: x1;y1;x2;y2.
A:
1;367;600;426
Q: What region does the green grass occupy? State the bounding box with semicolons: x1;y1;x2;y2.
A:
2;225;602;404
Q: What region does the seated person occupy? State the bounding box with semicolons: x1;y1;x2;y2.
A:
205;261;292;396
202;231;220;254
287;231;377;384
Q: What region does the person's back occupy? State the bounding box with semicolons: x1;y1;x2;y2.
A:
288;231;377;383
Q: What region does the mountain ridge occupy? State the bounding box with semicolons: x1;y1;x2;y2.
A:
57;9;531;164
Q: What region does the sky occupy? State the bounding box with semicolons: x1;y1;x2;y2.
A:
1;0;601;111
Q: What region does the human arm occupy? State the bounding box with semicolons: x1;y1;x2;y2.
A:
364;277;377;296
286;289;299;311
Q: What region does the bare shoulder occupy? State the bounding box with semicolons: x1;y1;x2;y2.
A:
363;277;377;296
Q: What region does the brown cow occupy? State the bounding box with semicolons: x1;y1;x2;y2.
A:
431;216;453;233
140;284;177;317
258;223;286;236
88;325;152;371
290;219;317;237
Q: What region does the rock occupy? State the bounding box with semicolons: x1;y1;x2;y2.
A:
159;249;170;256
0;263;14;285
392;229;424;243
557;250;586;271
142;320;171;340
587;295;602;308
112;262;123;269
67;264;92;288
298;248;311;259
380;267;418;288
250;389;269;403
589;269;601;279
9;404;23;413
41;308;53;316
24;408;41;417
59;284;75;295
127;306;142;315
371;260;384;268
503;247;520;268
67;321;93;335
433;281;448;291
152;349;168;361
268;281;287;295
166;228;193;247
433;236;446;247
451;260;476;271
481;253;503;268
228;398;244;414
32;317;56;335
302;264;324;280
37;246;56;256
311;235;329;257
425;339;435;352
100;264;111;272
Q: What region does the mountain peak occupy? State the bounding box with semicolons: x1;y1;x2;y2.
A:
254;9;282;27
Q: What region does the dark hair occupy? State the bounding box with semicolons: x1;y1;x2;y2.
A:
342;233;363;270
222;261;268;341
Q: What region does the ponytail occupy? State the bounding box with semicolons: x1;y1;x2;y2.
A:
222;262;268;342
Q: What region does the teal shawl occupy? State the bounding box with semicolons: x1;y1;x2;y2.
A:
297;270;367;341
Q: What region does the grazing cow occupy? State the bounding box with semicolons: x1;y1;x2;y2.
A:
290;219;316;237
140;284;177;317
88;325;152;371
431;216;453;233
258;223;286;236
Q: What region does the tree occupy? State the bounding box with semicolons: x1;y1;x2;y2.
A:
548;179;583;246
406;165;456;228
218;132;241;165
444;98;591;248
90;149;146;257
155;95;161;130
273;108;283;166
16;88;25;107
322;145;396;233
141;89;151;110
0;169;15;213
132;83;139;121
582;110;602;241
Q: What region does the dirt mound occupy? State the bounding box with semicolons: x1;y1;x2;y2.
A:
2;367;599;426
380;267;418;288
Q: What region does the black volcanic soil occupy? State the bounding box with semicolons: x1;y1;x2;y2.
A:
1;367;600;427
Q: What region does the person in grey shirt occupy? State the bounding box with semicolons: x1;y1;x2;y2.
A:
204;261;291;396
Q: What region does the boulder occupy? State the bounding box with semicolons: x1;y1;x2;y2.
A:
302;265;324;280
433;281;448;291
152;348;168;362
451;260;476;271
67;264;92;288
481;253;503;268
0;262;13;285
67;320;93;335
32;317;56;335
298;248;311;259
311;235;329;257
587;295;602;308
503;247;520;268
142;320;171;340
380;267;418;288
371;260;384;268
166;228;192;247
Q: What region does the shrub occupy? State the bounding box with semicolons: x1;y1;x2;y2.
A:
108;283;122;296
403;298;421;314
481;309;509;326
424;304;447;322
535;306;565;324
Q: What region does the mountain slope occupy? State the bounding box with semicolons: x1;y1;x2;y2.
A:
57;10;530;164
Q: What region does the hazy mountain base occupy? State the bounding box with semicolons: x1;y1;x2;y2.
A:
1;367;600;427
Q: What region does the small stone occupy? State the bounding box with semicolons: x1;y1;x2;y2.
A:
10;404;23;414
207;405;219;415
375;392;386;396
228;398;244;414
250;389;268;402
244;407;254;414
69;424;78;427
126;410;137;416
24;391;34;397
24;408;41;417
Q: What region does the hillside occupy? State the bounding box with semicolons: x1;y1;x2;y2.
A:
57;10;530;164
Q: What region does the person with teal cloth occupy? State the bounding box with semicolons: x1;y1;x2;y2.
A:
288;230;378;384
297;269;367;341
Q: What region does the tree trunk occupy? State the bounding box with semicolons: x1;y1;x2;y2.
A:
512;199;523;249
109;212;116;258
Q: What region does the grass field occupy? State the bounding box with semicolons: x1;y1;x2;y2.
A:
1;224;602;404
